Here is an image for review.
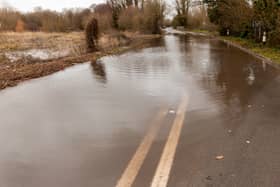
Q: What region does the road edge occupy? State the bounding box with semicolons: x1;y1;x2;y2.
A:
219;38;280;70
182;30;280;70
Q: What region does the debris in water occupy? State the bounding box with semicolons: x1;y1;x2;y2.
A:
246;140;251;144
206;176;212;180
5;49;70;62
215;155;224;160
169;110;175;114
247;67;255;85
248;105;252;108
228;130;232;133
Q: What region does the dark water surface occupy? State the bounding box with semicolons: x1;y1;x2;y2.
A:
0;34;280;187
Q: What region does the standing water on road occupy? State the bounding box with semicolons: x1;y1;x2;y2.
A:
0;34;279;187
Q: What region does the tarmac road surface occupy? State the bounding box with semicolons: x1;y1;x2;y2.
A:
0;34;279;187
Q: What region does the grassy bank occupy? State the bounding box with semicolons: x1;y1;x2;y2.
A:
185;29;218;36
221;36;280;65
0;32;161;90
187;29;213;35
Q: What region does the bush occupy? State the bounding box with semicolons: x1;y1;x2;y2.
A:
117;0;165;34
15;19;25;32
206;0;253;36
93;13;113;33
172;15;187;28
142;0;165;34
85;18;99;52
187;6;213;30
118;7;141;31
93;3;114;33
269;30;280;48
0;8;21;31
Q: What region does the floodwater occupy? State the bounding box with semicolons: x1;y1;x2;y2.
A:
4;49;70;62
0;34;280;187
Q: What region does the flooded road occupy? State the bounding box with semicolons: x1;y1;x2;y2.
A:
0;34;280;187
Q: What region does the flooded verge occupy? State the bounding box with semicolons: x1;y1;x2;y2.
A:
0;34;279;186
4;49;71;62
0;33;161;90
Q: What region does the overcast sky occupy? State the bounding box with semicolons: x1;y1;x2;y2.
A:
0;0;105;12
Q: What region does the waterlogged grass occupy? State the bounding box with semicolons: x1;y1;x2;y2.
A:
190;29;212;34
222;36;280;65
0;32;84;52
187;29;219;36
0;32;160;90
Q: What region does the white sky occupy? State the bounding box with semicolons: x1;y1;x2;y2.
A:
0;0;176;18
0;0;105;12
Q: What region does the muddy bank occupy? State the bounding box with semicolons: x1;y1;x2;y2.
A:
0;33;161;90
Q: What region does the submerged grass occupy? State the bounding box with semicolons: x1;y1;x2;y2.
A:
187;29;219;36
189;29;212;34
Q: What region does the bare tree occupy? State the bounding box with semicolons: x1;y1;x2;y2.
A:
175;0;191;15
173;0;191;27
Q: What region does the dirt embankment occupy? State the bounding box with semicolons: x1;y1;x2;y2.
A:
0;32;161;90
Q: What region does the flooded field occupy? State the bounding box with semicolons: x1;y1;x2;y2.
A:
0;34;279;186
4;49;71;62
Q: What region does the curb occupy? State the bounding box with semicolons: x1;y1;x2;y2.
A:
183;30;280;69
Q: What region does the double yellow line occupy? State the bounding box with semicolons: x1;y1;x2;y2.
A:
116;95;189;187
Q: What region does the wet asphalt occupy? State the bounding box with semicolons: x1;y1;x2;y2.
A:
0;34;279;187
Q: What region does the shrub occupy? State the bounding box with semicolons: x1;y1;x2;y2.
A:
172;15;187;28
0;8;21;31
94;13;113;33
15;19;25;32
142;0;165;34
85;18;99;52
118;7;142;31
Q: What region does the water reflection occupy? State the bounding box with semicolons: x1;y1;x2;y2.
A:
247;66;255;85
91;61;107;84
215;59;278;108
166;34;280;136
174;34;279;111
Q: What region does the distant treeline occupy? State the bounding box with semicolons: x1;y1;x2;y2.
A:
0;7;94;32
0;0;166;34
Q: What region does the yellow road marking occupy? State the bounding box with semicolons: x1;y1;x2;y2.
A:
116;108;167;187
151;96;189;187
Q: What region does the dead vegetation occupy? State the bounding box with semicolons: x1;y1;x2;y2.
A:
0;32;84;53
0;31;161;90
